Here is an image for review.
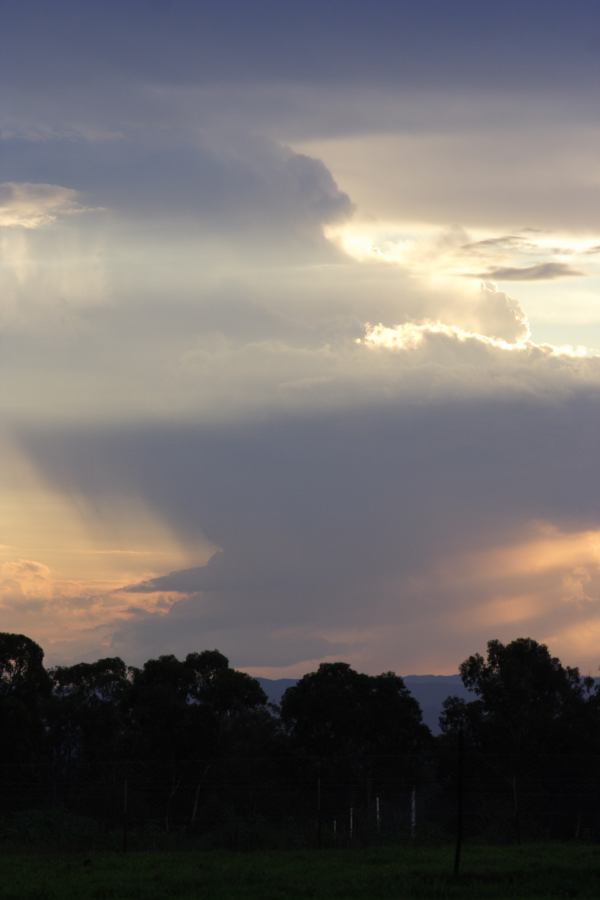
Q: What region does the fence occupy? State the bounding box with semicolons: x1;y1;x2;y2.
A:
0;750;597;856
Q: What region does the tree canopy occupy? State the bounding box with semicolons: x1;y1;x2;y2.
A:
440;637;595;755
281;661;429;760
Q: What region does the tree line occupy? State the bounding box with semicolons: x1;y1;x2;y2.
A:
0;632;598;846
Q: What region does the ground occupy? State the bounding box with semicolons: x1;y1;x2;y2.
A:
0;844;597;899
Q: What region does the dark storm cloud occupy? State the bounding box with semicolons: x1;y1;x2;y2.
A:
16;389;600;666
5;1;600;239
1;134;352;235
3;0;599;91
472;263;584;281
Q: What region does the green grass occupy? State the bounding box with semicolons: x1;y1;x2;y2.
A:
0;844;597;899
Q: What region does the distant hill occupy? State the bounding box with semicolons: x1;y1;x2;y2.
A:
257;674;474;733
402;675;472;732
257;678;296;706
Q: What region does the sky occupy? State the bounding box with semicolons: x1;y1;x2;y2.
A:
4;0;600;676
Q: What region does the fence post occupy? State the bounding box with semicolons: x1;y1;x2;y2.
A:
190;781;201;830
410;786;416;840
122;778;128;853
366;772;372;844
376;795;381;835
316;767;322;849
453;727;464;877
512;773;521;845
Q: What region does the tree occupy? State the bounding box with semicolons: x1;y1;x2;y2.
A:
0;633;50;764
281;662;429;763
0;633;50;699
51;657;130;705
185;650;267;714
440;637;594;756
439;637;597;839
127;650;268;763
49;657;131;765
280;662;431;838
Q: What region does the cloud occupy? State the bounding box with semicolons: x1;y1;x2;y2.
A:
0;134;352;244
0;553;191;665
300;127;600;232
0;559;53;599
472;262;584;281
359;319;592;360
1;212;546;421
6;0;600;679
15;379;600;673
0;558;111;655
461;235;535;254
0;182;85;228
1;1;597;94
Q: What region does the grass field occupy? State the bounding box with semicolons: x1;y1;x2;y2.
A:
0;843;597;899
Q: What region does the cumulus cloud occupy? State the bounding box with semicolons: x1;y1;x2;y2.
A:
473;262;584;281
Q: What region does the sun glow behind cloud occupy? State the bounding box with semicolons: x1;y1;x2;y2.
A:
0;555;188;664
371;523;600;676
326;220;600;283
236;523;600;677
324;218;600;356
0;440;215;662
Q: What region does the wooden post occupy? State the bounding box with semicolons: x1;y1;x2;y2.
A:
190;764;211;831
190;782;201;830
410;786;417;840
122;778;128;853
512;773;521;845
366;773;372;844
165;775;181;834
453;728;464;878
316;771;322;849
376;795;381;835
349;806;354;842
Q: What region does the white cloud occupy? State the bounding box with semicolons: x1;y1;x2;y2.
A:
359;319;593;360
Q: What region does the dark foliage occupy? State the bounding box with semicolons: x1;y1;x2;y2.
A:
439;637;600;840
0;632;599;847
